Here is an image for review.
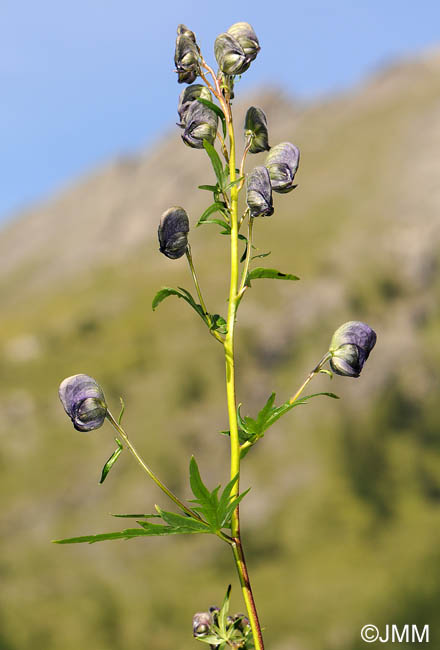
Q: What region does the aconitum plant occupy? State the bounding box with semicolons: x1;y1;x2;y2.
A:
55;22;377;650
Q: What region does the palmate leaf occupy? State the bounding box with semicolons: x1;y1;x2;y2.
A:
54;507;212;545
224;392;339;450
189;457;248;531
263;392;339;430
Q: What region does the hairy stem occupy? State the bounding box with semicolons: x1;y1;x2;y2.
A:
225;110;265;650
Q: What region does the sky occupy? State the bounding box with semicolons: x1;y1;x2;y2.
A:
1;0;440;223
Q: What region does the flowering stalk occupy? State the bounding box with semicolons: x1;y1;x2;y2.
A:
55;21;377;650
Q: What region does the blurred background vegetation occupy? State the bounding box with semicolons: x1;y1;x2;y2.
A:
1;48;440;650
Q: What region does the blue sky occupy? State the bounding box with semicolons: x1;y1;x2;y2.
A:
1;0;439;223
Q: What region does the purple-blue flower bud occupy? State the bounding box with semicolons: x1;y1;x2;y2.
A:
246;166;274;218
158;207;190;259
177;85;212;128
59;374;107;432
245;107;270;154
214;32;250;76
329;321;377;377
174;24;200;84
192;612;213;637
227;22;260;63
181;101;218;149
265;142;300;193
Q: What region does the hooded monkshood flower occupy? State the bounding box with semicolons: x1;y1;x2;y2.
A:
265;142;300;193
177;84;212;128
59;374;107;432
244;106;270;153
246;166;274;218
174;24;200;84
158;207;190;259
181;101;218;149
329;321;377;377
227;22;260;63
214;32;250;76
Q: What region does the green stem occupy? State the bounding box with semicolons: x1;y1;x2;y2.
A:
232;539;265;650
288;351;332;405
186;245;224;344
217;130;230;164
225;111;265;650
237;215;254;300
186;245;210;317
237;137;252;193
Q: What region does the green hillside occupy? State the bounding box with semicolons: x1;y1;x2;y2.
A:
1;52;440;649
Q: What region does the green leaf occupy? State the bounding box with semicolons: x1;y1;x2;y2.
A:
150;507;210;533
197;98;227;137
152;286;205;321
231;392;339;453
189;456;212;504
224;176;245;191
195;635;223;645
251;251;271;260
264;392;339;430
117;398;125;424
198;184;218;192
111;513;160;518
197;202;228;227
199;218;230;231
221;488;251;528
53;529;154;544
135;520;208;536
209;313;227;335
99;440;123;484
218;585;232;637
246;267;300;284
203;139;224;188
217;474;238;525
